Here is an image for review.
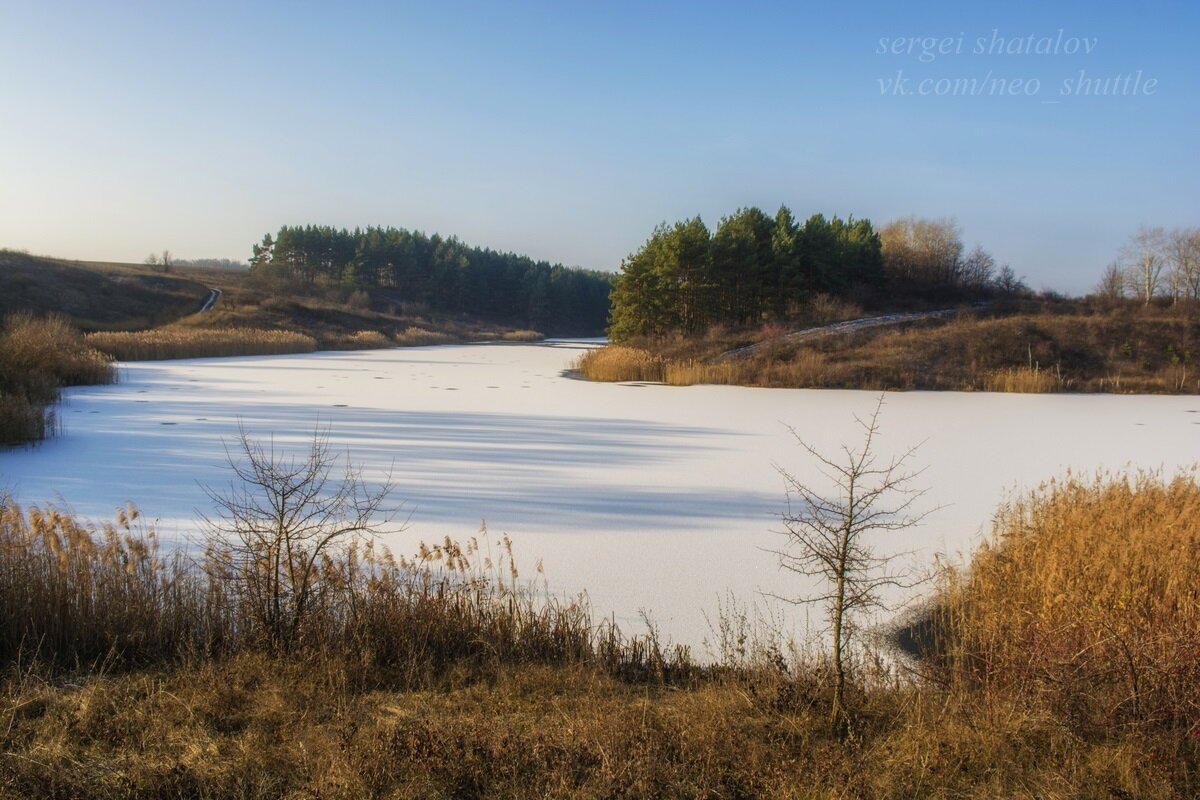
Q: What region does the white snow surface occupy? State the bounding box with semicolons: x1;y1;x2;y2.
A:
2;340;1198;652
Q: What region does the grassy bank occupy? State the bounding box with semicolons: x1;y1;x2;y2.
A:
0;470;1196;797
0;314;115;446
581;301;1200;393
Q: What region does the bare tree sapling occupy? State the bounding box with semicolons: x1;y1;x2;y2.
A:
773;396;934;736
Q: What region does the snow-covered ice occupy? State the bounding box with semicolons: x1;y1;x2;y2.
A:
2;340;1198;651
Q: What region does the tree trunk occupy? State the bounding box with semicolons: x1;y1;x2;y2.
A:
830;519;851;738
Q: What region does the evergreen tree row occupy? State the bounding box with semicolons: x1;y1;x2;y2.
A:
609;207;883;340
249;225;613;335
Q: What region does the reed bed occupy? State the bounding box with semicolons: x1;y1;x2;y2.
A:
495;328;544;342
983;364;1064;393
924;471;1200;735
393;326;459;346
0;313;115;445
663;360;744;386
86;326;318;360
573;346;665;382
0;497;685;683
327;329;393;350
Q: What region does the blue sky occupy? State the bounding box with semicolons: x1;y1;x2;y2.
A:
1;0;1196;292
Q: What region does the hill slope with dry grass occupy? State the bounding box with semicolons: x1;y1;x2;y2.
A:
0;250;212;331
580;300;1200;394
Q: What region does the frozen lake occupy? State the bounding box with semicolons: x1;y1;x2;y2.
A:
2;340;1198;651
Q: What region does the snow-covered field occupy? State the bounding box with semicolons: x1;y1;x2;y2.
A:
2;341;1198;651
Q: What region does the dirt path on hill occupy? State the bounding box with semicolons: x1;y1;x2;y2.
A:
199;288;222;312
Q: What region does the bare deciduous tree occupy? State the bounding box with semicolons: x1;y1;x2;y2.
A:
959;244;996;290
773;396;934;737
1166;227;1200;302
1121;226;1167;304
992;264;1028;297
202;425;397;651
880;216;965;287
1096;261;1127;301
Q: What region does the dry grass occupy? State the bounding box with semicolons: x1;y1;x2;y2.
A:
0;497;684;682
495;328;545;342
983;365;1063;392
663;360;743;386
0;473;1197;796
0;250;212;331
393;326;459;346
594;306;1200;393
0;313;115;445
327;329;393;350
923;471;1200;738
86;327;318;360
573;346;665;382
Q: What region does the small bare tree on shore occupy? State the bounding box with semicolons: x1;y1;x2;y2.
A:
202;425;397;651
773;396;934;737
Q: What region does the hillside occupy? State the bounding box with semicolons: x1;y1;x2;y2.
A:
577;299;1200;394
0;251;212;331
0;247;603;357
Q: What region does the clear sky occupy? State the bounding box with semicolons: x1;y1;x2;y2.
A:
1;0;1196;293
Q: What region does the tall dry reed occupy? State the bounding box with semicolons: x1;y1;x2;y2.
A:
925;471;1200;735
393;326;458;346
573;346;665;382
0;497;689;684
0;313;115;445
86;327;318;360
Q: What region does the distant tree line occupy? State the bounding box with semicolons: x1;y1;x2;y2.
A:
144;252;249;271
609;207;1017;340
175;257;249;270
248;225;613;334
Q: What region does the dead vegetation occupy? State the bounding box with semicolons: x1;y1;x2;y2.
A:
0;462;1197;797
921;471;1200;738
581;302;1200;393
0;313;115;445
86;327;320;360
